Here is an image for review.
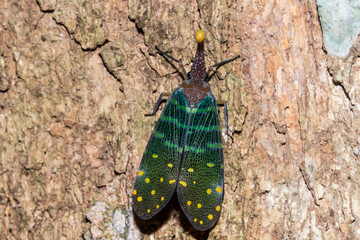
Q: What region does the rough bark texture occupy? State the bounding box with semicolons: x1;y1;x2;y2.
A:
1;0;360;239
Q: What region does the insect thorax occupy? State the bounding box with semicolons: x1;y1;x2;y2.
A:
181;80;211;106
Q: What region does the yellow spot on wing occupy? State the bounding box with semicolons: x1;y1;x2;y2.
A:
180;181;187;187
137;196;142;202
133;190;137;195
193;181;196;184
216;186;222;193
216;206;220;211
208;214;213;220
169;180;176;184
152;154;158;158
194;218;197;222
197;203;202;208
168;163;173;168
151;190;155;195
147;209;150;213
207;163;214;167
200;220;203;225
188;168;194;172
206;189;212;194
187;201;191;206
145;178;150;183
138;170;144;176
161;197;164;201
156;205;159;209
160;177;163;182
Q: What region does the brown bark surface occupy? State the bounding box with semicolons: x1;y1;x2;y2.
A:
1;0;360;239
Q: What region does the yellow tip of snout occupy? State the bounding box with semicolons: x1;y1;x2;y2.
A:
195;30;205;43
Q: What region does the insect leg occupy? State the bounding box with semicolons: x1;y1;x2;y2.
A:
217;100;233;140
155;45;188;80
206;55;241;77
145;92;171;116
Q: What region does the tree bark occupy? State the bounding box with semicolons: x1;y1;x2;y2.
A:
1;0;359;239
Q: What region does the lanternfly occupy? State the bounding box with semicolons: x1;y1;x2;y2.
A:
132;30;240;231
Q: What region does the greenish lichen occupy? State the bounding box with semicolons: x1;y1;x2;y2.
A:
317;0;360;57
85;201;142;240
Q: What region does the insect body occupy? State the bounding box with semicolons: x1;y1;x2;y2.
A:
132;30;239;231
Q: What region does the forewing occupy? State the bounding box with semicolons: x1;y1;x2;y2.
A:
177;93;224;231
132;88;189;219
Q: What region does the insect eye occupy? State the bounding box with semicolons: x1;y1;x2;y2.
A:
204;74;209;82
187;72;191;80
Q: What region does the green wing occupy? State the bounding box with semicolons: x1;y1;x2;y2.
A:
132;88;190;219
177;92;224;231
